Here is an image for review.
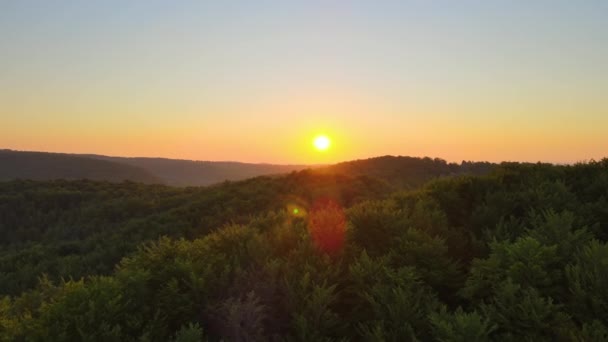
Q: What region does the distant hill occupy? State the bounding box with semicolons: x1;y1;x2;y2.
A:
0;150;161;183
0;150;309;186
0;150;496;187
317;155;496;188
82;154;309;186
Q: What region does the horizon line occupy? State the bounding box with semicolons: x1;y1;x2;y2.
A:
2;147;602;167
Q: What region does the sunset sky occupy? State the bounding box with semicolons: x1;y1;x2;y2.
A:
1;1;607;164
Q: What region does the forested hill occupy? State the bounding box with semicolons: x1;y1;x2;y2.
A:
317;155;495;188
1;150;496;187
2;160;608;340
0;150;308;186
0;170;390;295
0;150;160;184
83;154;308;186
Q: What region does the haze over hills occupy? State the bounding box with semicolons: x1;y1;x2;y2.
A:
0;149;499;188
81;154;309;186
0;150;309;186
0;150;161;184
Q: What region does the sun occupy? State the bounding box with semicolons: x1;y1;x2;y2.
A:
313;135;331;151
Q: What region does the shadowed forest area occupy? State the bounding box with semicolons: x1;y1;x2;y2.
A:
1;157;608;341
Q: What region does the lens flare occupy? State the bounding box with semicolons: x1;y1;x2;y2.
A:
287;203;306;217
308;199;345;256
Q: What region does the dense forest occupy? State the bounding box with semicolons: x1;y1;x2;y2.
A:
1;157;608;341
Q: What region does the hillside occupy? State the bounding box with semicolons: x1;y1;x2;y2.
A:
0;150;160;184
0;150;309;186
1;159;608;340
317;155;495;188
0;170;390;295
0;150;497;188
84;154;309;186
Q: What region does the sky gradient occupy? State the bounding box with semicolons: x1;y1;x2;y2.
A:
1;1;607;164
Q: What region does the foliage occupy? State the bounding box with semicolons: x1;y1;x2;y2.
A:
429;306;496;342
1;159;608;339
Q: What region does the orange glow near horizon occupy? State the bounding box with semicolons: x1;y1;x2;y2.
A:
1;2;607;165
2;116;608;165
